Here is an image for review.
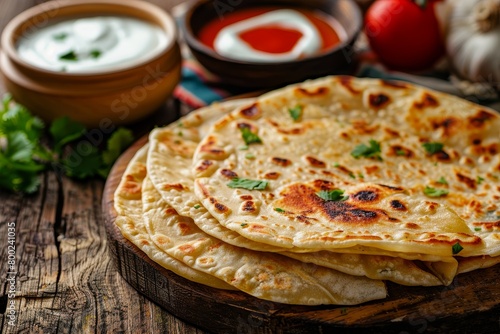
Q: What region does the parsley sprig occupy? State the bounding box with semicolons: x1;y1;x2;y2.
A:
316;189;349;201
239;127;262;145
351;140;382;160
423;186;449;197
227;178;268;190
0;95;134;193
422;142;444;155
288;105;303;121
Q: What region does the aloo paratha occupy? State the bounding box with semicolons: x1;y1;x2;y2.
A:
192;76;500;258
147;104;458;286
113;145;233;289
142;175;387;305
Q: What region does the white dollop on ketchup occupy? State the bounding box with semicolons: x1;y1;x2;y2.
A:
213;9;321;62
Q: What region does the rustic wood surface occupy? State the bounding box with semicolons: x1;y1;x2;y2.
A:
1;1;499;334
102;134;500;334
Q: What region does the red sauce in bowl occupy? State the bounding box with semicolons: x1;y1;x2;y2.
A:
197;7;343;57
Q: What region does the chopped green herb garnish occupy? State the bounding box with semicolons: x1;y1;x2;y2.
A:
274;208;285;213
477;176;485;185
424;186;449;197
239;145;249;151
240;127;262;145
227;178;268;190
396;149;406;156
358;173;364;179
59;50;78;61
437;177;448;185
241;223;248;227
474;227;481;231
245;153;255;159
452;242;463;255
49;116;86;153
333;162;340;167
288;105;303;121
349;173;356;179
422;142;444;155
194;204;201;209
0;95;133;193
53;32;68;41
351;139;382;160
177;121;184;127
90;49;102;58
316;189;349;201
177;131;183;137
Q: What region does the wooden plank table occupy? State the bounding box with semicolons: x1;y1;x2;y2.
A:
1;1;499;334
0;1;206;333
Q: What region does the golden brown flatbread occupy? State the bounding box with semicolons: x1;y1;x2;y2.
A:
192;76;499;258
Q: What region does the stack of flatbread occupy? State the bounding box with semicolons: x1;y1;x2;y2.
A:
113;76;500;306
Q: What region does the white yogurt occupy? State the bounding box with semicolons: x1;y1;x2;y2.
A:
17;16;169;73
213;9;321;62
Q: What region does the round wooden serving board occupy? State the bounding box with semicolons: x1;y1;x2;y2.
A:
103;136;500;334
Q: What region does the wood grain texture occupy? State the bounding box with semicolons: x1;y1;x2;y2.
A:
102;136;500;334
0;1;204;333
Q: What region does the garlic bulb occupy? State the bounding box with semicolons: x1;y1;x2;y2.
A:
445;0;500;86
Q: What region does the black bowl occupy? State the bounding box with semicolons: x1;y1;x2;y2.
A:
179;0;363;89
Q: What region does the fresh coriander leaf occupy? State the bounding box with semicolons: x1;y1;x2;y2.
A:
241;223;248;227
194;204;201;209
59;50;78;61
396;149;406;156
422;142;444;155
333;162;340;167
239;145;249;151
424;186;449;197
474;227;481;231
4;132;35;162
62;146;101;179
98;128;134;177
0;104;44;141
288;105;303;121
316;189;349;201
53;32;68;41
351;140;382;160
227;178;268;190
358;173;364;179
274;207;285;213
437;177;448;185
240;127;262;145
101;128;134;165
245;153;255;159
49;116;86;153
349;173;356;179
33;145;55;162
452;242;463;255
90;49;101;58
477;176;484;185
1;93;12;114
0;165;40;194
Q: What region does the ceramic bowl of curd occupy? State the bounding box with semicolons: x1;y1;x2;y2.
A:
0;0;181;128
180;0;362;89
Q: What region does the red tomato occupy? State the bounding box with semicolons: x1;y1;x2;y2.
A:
364;0;444;71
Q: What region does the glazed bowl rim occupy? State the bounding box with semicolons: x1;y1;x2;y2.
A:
179;0;363;67
1;0;178;78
